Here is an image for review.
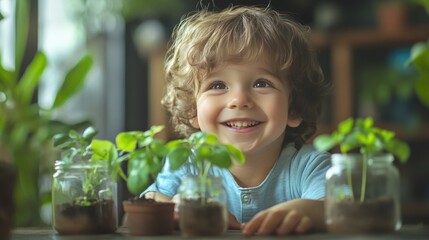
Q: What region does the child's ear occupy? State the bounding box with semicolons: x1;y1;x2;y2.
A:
287;117;302;128
190;117;200;129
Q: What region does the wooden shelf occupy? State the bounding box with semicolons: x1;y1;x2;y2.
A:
313;25;429;48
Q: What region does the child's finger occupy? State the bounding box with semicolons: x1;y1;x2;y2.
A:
241;211;267;236
275;210;301;235
294;216;313;234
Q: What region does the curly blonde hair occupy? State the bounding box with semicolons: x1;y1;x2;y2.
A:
162;5;331;147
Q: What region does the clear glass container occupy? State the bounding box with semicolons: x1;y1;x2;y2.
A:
178;176;228;237
52;160;117;234
325;153;401;234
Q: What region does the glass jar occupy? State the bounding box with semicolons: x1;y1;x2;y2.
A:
325;153;401;234
178;176;228;237
52;160;117;234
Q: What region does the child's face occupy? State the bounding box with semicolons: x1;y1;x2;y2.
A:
193;59;302;155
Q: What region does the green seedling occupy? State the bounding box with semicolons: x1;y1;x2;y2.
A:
53;126;115;206
313;117;410;202
166;131;245;204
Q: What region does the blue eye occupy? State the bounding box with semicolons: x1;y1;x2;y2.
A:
254;79;272;88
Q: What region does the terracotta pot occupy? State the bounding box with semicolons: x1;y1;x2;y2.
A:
0;161;16;240
122;200;175;236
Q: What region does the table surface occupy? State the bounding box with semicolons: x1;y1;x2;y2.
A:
10;225;429;240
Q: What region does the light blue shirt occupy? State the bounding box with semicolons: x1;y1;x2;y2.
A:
143;143;331;223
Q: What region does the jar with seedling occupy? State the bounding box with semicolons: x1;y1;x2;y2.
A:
167;131;245;237
313;117;410;234
52;127;118;235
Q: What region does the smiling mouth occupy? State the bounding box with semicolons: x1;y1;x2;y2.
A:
223;120;261;129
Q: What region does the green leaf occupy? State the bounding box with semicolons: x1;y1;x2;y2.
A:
127;158;151;195
195;145;211;160
207;148;232;168
167;146;191;170
415;74;429;108
91;139;115;161
15;0;29;77
150;140;168;158
386;139;410;164
82;126;98;141
338;118;354;134
225;144;245;164
0;59;14;86
52;54;93;108
52;133;68;147
16;52;47;104
116;132;137;152
408;42;429;71
148;125;165;137
313;134;338;151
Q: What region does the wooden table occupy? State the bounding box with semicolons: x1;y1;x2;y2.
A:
10;225;429;239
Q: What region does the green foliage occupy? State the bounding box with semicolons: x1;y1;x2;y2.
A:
167;131;245;204
0;0;93;226
408;42;429;108
114;125;167;196
313;117;410;202
53;127;113;206
407;0;429;108
314;117;410;163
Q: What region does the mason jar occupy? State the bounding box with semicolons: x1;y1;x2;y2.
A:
178;176;228;237
325;153;401;234
52;160;117;234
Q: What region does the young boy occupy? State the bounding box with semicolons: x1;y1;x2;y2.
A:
144;5;332;236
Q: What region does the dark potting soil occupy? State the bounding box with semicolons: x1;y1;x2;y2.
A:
179;200;227;237
327;197;397;234
54;199;117;235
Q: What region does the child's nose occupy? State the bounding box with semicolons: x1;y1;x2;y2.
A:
227;91;253;109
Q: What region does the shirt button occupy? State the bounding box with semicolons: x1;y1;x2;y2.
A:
241;193;251;204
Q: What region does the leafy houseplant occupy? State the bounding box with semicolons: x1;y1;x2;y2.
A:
0;0;93;234
52;127;118;234
313;117;410;234
110;125;176;236
166;131;245;237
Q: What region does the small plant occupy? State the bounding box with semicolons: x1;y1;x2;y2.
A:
166;131;245;203
0;0;93;226
313;117;410;202
53;126;116;206
52;126;118;234
111;125;167;196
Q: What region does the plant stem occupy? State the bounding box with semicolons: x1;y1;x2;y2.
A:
346;157;355;201
198;161;211;205
360;152;368;202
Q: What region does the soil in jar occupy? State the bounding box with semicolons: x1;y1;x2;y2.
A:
326;196;397;234
179;199;227;237
54;199;117;235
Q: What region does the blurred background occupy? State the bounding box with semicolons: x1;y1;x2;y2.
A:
1;0;429;225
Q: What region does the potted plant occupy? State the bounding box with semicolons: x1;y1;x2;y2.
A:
166;131;245;237
0;0;93;236
111;125;176;236
52;126;118;235
313;117;410;234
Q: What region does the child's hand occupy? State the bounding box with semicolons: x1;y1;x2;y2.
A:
241;199;325;236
